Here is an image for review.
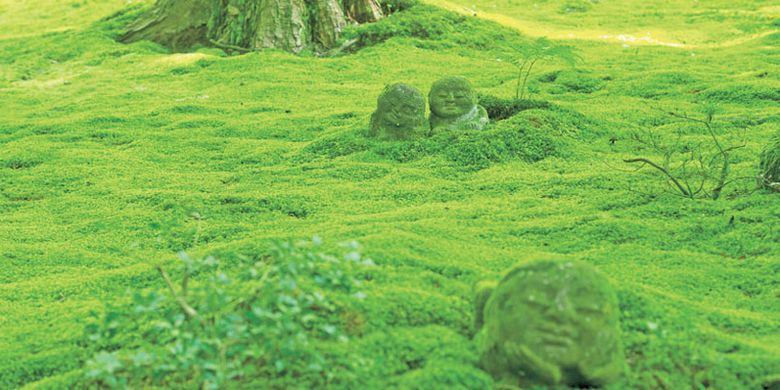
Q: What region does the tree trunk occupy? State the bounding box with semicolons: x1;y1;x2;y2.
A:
209;0;310;53
120;0;211;52
342;0;382;23
311;0;347;51
120;0;383;54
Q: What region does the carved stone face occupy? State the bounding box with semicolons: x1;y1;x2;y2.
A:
377;90;425;129
479;260;623;387
429;77;476;119
370;84;426;139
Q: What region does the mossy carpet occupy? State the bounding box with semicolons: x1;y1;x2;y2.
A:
1;0;779;388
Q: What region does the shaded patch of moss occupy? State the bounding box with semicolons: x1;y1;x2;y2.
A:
342;4;523;52
394;361;492;389
356;326;479;378
546;69;605;94
477;94;552;121
700;84;780;104
298;130;372;160
443;118;563;170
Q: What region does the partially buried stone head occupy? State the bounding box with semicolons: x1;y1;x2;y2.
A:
428;76;488;132
369;83;426;140
476;259;624;388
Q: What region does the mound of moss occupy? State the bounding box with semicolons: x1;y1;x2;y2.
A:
540;69;606;95
299;130;372;161
342;3;524;52
440;114;565;170
614;71;704;99
355;326;491;388
369;110;571;170
700;84;780;104
478;94;552;121
299;104;586;170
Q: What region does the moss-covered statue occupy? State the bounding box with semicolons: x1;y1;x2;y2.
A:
428;76;489;133
475;259;624;388
369;83;427;140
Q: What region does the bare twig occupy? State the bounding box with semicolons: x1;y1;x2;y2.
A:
718;176;761;191
181;270;189;298
515;59;527;99
624;157;692;197
629;104;750;200
157;266;198;319
519;58;539;100
208;39;254;53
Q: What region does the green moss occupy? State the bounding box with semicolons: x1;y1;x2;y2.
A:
393;361;492;390
759;131;780;191
477;94;552;121
1;0;779;388
356;326;481;380
298;104;574;170
700;84;780;104
298;130;372;160
545;69;605;94
0;348;85;389
342;4;523;52
443;118;563;170
559;0;592;14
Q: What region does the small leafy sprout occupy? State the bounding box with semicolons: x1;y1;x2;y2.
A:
511;37;581;99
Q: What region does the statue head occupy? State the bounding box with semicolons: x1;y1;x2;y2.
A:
477;259;624;387
369;83;426;140
429;76;477;119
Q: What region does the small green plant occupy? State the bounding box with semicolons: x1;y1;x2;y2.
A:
623;105;750;200
510;37;581;99
84;238;374;389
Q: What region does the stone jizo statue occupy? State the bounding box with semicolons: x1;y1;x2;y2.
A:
369;83;427;140
429;76;488;133
475;259;624;388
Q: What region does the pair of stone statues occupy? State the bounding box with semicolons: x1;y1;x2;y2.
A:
368;76;489;140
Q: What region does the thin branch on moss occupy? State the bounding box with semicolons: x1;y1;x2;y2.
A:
519;58;539;99
624;157;692;197
208;39;254;53
514;59;526;99
157;265;198;319
626;104;751;200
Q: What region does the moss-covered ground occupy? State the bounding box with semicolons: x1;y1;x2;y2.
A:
1;0;779;388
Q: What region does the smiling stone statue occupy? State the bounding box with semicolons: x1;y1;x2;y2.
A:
369;83;427;140
428;76;488;133
475;259;624;388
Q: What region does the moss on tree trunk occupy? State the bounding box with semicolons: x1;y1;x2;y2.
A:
342;0;382;23
120;0;211;52
120;0;383;53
